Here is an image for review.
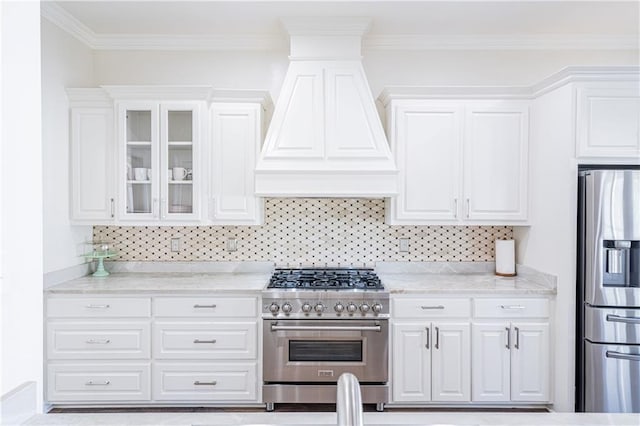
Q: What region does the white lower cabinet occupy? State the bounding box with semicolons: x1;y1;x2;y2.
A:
391;295;551;406
471;298;551;403
47;363;150;402
46;294;260;406
152;362;257;401
392;322;471;403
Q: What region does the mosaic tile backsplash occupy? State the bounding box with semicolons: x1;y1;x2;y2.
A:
94;198;513;265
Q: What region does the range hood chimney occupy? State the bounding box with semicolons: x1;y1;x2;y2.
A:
255;18;398;197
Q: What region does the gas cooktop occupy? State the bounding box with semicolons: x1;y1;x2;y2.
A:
267;267;383;291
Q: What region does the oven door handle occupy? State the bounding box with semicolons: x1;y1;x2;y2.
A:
270;324;382;332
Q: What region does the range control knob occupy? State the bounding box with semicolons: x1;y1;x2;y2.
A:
269;303;280;314
301;303;312;314
360;303;370;313
334;303;345;313
314;303;325;313
281;303;293;314
372;303;383;314
347;303;358;314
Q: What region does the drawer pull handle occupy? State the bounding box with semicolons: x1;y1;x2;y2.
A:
421;305;445;310
86;339;111;344
194;380;217;386
500;305;525;310
193;339;217;344
193;304;217;309
85;380;110;386
606;314;640;324
606;351;640;362
85;304;110;309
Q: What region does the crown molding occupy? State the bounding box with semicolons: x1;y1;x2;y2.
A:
101;86;214;100
42;3;638;52
364;34;639;51
378;66;640;104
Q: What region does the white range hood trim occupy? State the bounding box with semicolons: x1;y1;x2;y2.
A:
255;17;398;197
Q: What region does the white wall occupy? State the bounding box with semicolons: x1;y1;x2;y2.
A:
1;0;44;414
41;19;94;274
514;84;577;412
91;48;639;97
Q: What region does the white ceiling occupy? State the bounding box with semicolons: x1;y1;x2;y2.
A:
44;1;640;50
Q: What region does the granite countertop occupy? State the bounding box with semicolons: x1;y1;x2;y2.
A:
378;272;556;295
45;262;556;296
46;272;271;294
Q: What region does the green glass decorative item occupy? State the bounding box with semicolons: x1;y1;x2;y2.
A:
84;241;117;277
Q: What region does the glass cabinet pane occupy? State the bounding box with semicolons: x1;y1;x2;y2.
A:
166;109;193;215
126;109;152;214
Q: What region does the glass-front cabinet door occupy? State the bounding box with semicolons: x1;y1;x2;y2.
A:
118;101;200;222
161;103;199;220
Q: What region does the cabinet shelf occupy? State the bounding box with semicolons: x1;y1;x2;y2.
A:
168;141;193;146
169;180;193;185
127;141;152;146
127;180;151;184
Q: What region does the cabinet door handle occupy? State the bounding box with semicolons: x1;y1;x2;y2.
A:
86;339;111;344
453;198;458;219
110;198;115;218
85;304;110;309
194;380;217;386
425;327;430;349
514;326;520;349
85;380;110;386
152;198;159;218
505;327;510;349
435;326;440;350
421;305;445;310
193;304;217;309
466;199;470;218
161;198;166;219
193;339;217;344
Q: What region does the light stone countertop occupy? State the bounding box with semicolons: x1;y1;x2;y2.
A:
379;272;556;295
45;272;271;294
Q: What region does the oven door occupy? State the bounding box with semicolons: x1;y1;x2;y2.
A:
263;319;388;384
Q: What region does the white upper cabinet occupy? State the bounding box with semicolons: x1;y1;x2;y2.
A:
68;89;115;224
576;82;640;159
210;99;267;225
464;102;529;222
384;96;529;225
386;102;463;223
117;101;202;222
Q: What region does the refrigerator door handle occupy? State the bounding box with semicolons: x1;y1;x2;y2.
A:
606;314;640;324
606;351;640;362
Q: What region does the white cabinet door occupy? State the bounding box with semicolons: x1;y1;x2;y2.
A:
387;102;463;224
210;103;264;225
117;101;202;222
464;102;529;221
160;102;201;221
392;322;430;402
511;322;550;402
472;323;510;402
70;107;115;222
576;84;640;159
431;322;470;402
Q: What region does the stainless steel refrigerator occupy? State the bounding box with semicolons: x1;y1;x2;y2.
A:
576;168;640;412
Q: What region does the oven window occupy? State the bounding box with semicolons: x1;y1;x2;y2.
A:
289;340;363;362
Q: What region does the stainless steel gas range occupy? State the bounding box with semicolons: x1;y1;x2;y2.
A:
261;268;389;411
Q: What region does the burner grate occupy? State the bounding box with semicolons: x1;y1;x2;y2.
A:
267;268;383;290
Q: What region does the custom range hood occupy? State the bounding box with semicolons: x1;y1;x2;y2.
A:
255;18;398;197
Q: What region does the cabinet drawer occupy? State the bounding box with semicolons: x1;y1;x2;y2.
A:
47;363;150;402
152;362;257;401
47;297;151;318
153;321;257;359
47;322;150;360
392;297;471;318
153;297;258;318
474;298;549;318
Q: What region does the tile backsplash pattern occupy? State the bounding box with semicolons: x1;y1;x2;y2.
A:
94;198;512;265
